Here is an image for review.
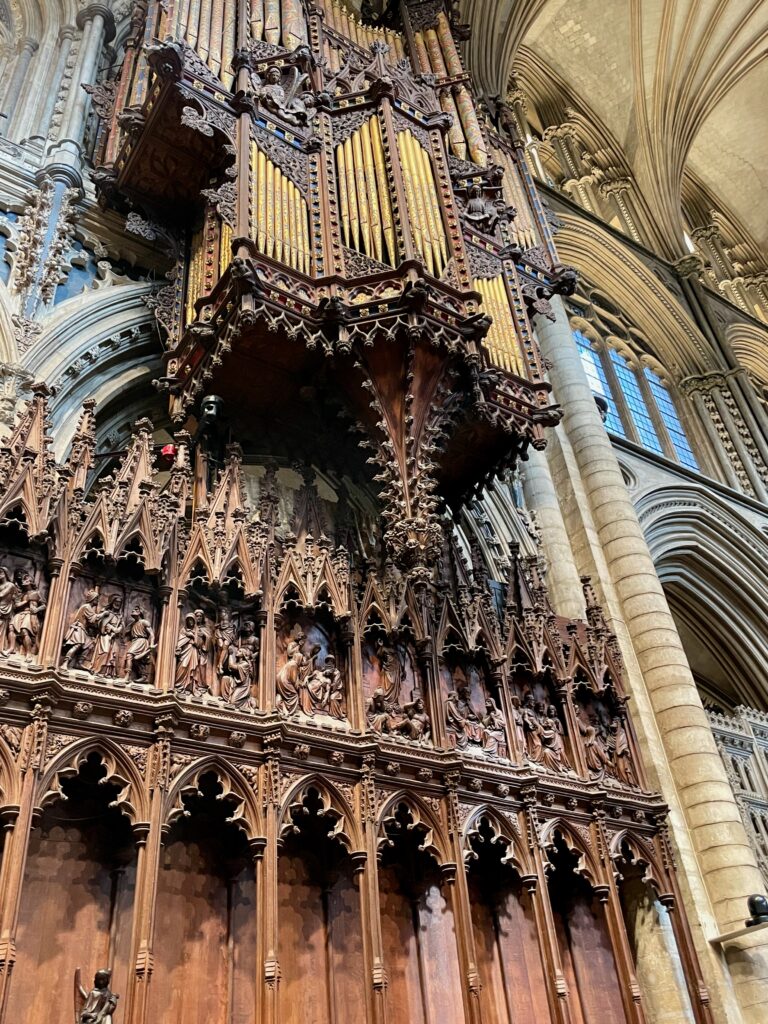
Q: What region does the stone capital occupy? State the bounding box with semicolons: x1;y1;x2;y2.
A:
76;4;116;43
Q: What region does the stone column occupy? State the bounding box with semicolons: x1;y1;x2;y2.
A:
0;38;38;138
48;4;114;173
536;294;768;1023
520;446;585;619
35;27;76;143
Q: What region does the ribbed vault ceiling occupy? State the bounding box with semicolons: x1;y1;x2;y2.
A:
463;0;768;258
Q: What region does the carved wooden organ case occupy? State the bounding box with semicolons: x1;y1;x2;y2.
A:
0;3;714;1024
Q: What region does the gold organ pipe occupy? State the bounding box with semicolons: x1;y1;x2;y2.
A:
454;85;487;166
441;91;467;160
399;131;430;274
282;0;307;49
360;118;383;263
300;192;311;274
281;173;291;264
264;0;280;44
417;141;447;274
273;164;283;262
352;123;372;257
198;0;212;64
371;115;395;265
186;0;201;48
208;0;223;75
343;137;361;251
287;180;297;270
336;142;351;247
221;0;235;89
186;227;205;325
265;158;275;259
256;147;267;253
251;0;264;42
219;221;232;278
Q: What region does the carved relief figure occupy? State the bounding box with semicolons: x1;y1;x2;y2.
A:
61;588;100;669
214;607;237;697
277;627;346;721
10;569;45;658
276;630;316;716
394;696;431;744
174;610;211;696
481;697;508;758
221;620;259;712
576;703;611;774
521;691;542;762
75;967;118;1024
123;606;156;683
89;595;124;676
367;688;392;734
609;715;635;786
254;64;315;126
509;693;526;757
462;184;499;235
0;567;17;652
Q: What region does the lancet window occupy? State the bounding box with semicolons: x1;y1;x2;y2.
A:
572;328;698;469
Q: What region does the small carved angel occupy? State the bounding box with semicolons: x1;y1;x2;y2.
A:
253;65;316;127
74;967;118;1024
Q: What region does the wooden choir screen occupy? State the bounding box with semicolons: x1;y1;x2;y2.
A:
548;835;629;1024
378;802;465;1024
148;772;258;1024
466;816;552;1024
277;787;366;1024
6;754;137;1024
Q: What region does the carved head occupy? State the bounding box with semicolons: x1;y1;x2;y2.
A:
94;969;111;989
109;595;123;610
131;605;142;620
184;613;196;628
266;66;282;84
193;609;205;625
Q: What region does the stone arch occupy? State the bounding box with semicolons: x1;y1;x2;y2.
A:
554;213;717;377
727;321;768;386
165;756;264;843
278;773;363;855
36;735;149;824
376;789;450;866
637;482;768;708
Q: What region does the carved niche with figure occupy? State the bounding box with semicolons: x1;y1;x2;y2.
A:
61;583;156;684
363;634;432;745
276;619;346;723
0;561;46;660
441;656;508;759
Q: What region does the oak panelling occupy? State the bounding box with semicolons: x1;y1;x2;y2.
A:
7;755;136;1024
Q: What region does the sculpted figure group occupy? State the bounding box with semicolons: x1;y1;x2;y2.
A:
0;565;46;660
174;607;259;711
276;630;346;721
514;692;571;773
576;703;636;785
62;589;154;682
365;639;432;745
444;672;508;759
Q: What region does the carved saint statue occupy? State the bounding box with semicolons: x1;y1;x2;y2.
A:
123;606;156;683
174;610;211;696
393;696;431;745
608;715;635;786
276;631;317;716
214;607;237;698
481;697;507;758
62;589;100;669
11;569;45;658
462;184;499;235
0;566;17;653
89;595;124;676
367;688;393;735
221;620;259;712
254;64;315;126
74;967;118;1024
576;704;610;774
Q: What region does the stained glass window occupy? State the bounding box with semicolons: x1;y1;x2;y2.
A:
608;349;664;454
573;330;625;437
644;368;699;469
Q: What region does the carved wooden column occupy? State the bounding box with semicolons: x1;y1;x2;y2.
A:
260;736;282;1024
0;698;51;1024
591;808;647;1024
123;714;173;1024
444;773;482;1024
521;789;573;1024
359;756;388;1024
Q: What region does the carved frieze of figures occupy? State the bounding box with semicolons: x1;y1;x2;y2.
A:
219;618;259;712
575;693;636;786
519;690;572;774
442;661;508;760
364;636;432;746
61;584;156;684
174;609;212;698
276;623;347;723
0;562;46;660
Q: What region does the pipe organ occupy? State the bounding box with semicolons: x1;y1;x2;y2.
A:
0;3;716;1024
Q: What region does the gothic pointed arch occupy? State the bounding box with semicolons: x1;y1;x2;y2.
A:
376;790;449;866
36;735;149;825
165;756;264;843
463;803;534;878
278;774;362;855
